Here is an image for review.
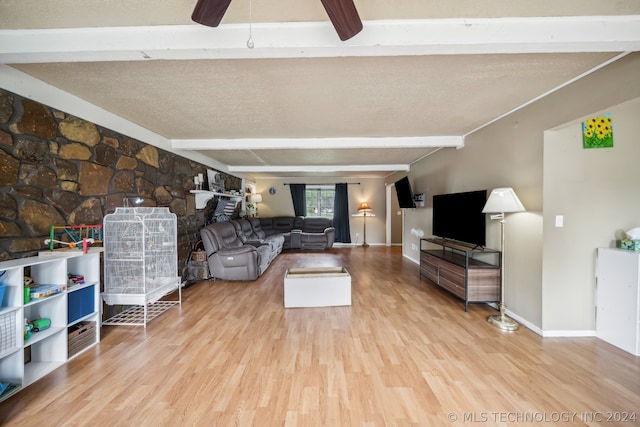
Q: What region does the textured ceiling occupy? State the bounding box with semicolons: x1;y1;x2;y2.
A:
2;1;640;179
12;54;617;140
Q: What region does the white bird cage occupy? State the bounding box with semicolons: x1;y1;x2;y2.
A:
102;207;181;327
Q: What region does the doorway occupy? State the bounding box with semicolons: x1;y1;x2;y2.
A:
386;183;403;246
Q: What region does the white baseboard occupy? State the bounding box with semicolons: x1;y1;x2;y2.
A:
541;329;597;337
403;253;419;265
488;303;595;337
483;303;540;334
505;308;543;336
333;242;405;248
334;242;387;247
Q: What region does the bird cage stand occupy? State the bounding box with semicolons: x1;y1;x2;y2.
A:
102;207;181;327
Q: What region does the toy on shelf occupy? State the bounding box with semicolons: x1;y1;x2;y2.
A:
68;273;85;285
24;275;66;300
44;224;103;253
24;318;33;341
28;283;66;299
30;318;51;332
24;317;51;340
24;276;33;303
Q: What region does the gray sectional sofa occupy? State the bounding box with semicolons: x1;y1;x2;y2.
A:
258;216;335;251
200;216;335;281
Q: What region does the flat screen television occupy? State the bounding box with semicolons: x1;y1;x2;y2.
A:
432;189;487;247
394;177;416;209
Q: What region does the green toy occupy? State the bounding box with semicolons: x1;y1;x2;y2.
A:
24;319;33;341
31;318;51;332
24;317;51;340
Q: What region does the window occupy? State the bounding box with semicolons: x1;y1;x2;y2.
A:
305;186;335;218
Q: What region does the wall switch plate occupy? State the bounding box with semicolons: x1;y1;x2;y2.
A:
555;215;564;227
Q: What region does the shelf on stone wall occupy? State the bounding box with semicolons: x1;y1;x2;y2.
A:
190;190;244;209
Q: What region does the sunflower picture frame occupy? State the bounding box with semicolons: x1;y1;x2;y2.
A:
582;114;613;149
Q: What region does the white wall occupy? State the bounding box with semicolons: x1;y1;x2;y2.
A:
542;97;640;332
253;177;387;245
402;52;640;331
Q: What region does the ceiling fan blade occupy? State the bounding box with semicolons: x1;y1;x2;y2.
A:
191;0;232;27
320;0;363;41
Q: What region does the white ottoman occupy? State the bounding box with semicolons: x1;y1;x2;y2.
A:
284;267;351;308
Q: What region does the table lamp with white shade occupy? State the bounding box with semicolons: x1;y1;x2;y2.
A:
482;187;526;331
248;193;263;217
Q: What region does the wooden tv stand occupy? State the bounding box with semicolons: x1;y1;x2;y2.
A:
419;238;501;311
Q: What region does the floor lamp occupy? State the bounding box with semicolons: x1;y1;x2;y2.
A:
356;202;374;247
482;187;525;331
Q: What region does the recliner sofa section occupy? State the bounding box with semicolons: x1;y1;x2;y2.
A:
298;217;336;250
258;216;335;250
247;218;285;254
231;219;284;264
200;216;334;281
200;221;272;281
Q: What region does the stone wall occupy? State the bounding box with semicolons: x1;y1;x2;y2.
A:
0;88;239;276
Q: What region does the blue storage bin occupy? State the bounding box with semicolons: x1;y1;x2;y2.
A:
0;284;6;307
68;285;95;323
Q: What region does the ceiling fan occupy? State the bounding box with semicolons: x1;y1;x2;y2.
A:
191;0;363;41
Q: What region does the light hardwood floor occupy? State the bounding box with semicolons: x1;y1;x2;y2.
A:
1;247;639;426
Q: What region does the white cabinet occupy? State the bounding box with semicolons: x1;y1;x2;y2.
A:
0;248;102;402
596;248;640;356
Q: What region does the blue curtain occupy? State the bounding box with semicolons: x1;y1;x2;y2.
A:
289;184;306;216
333;183;351;243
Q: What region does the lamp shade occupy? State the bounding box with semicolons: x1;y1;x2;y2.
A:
482;188;525;213
358;202;372;213
249;193;263;203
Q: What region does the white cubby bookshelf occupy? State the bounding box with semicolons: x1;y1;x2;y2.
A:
0;247;102;403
